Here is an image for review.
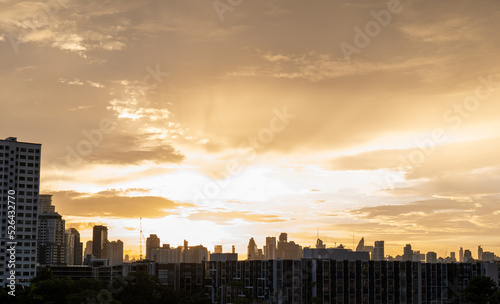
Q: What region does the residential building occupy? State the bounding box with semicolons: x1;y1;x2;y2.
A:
105;240;123;266
38;208;66;265
0;137;41;285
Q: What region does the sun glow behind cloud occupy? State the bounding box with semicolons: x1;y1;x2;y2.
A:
1;0;500;259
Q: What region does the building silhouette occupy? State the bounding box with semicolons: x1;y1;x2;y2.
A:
264;236;276;260
464;249;473;262
182;241;208;263
0;137;41;285
146;234;160;260
65;228;83;265
450;252;456;262
316;238;326;249
214;245;223;254
356;237;374;257
304;243;370;261
403;244;413;261
151;240;209;263
277;233;302;259
210;244;238;262
84;240;93;256
247;237;263;260
426;252;437;263
92;225;108;259
482;251;495;262
37;194;66;266
373;241;385;261
105;240;123;266
152;244;183;263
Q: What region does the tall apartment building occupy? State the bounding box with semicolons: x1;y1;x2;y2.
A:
92;225;108;259
0;137;41;286
38;209;66;265
105;240;123;266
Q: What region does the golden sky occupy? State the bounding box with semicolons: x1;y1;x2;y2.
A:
2;0;500;259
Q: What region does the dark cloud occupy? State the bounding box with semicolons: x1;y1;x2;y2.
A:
52;190;193;218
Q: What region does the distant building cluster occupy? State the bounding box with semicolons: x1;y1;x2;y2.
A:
2;137;500;303
247;233;302;260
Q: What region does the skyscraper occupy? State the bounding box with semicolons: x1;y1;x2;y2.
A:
478;246;483;261
38;205;66;265
0;137;41;285
92;225;108;259
264;236;276;260
66;228;83;265
464;249;473;262
146;234;160;260
373;241;385;261
84;240;93;256
459;247;464;262
247;238;261;260
403;244;413;261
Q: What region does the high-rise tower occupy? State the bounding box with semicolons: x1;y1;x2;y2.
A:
92;225;108;259
0;137;42;285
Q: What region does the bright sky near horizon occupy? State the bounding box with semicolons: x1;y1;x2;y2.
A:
2;0;500;259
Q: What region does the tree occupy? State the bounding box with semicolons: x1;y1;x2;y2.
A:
462;275;500;304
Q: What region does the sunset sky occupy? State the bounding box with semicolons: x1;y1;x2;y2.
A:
2;0;500;259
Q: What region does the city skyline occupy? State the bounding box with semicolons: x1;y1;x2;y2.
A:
2;0;500;263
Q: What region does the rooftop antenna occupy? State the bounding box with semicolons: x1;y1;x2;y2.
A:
317;227;319;240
